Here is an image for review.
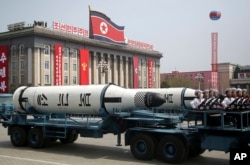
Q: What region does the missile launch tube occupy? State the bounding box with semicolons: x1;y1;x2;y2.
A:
13;84;166;115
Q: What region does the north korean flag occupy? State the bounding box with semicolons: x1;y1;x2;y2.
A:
90;10;125;44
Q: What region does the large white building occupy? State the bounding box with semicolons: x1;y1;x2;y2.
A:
0;22;162;93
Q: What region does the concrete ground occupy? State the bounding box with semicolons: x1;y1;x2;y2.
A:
0;126;229;165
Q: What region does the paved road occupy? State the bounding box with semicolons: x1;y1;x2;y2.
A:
0;126;229;165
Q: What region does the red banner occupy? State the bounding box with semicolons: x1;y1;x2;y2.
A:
54;44;62;85
80;49;89;85
133;56;139;88
148;59;153;88
0;46;8;93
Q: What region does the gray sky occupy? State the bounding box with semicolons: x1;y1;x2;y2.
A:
1;0;249;73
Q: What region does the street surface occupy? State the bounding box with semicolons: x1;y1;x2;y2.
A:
0;126;229;165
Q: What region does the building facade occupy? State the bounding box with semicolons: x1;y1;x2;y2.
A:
161;63;250;93
217;63;237;92
0;24;162;93
230;65;250;92
161;71;213;90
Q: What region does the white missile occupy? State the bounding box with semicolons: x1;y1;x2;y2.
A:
12;84;166;115
131;88;195;110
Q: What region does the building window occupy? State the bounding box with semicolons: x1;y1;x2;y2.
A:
44;45;50;55
45;61;50;69
19;45;24;56
11;62;16;70
73;64;77;71
64;76;68;84
11;75;16;84
73;76;77;84
64;63;68;71
20;60;25;70
11;45;17;56
45;75;50;84
63;48;69;57
72;49;77;58
20;74;25;84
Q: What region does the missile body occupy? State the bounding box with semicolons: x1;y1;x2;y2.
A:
13;84;166;115
132;88;195;110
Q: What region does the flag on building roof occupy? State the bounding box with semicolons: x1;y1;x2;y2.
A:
89;8;125;44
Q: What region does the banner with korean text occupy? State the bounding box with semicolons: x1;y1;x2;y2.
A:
133;56;139;88
80;49;89;85
148;59;153;88
54;44;62;85
0;46;8;93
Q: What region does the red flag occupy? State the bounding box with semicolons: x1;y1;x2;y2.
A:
90;10;125;44
133;56;139;88
0;46;8;93
80;49;89;85
54;44;63;85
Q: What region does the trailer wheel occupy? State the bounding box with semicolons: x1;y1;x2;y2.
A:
10;126;27;147
189;147;205;157
157;135;188;163
130;133;155;160
59;131;78;144
28;127;45;148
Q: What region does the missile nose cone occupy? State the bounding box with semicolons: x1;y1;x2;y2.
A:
145;92;166;107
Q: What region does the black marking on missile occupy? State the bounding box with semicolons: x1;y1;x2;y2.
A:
37;93;48;106
103;97;122;103
134;92;146;107
18;87;29;111
57;93;69;106
184;96;195;100
79;93;91;106
100;83;115;116
164;94;173;103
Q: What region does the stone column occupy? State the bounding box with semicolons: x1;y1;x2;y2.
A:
113;55;118;85
100;54;105;84
107;54;112;83
119;56;124;87
125;56;129;88
93;52;98;84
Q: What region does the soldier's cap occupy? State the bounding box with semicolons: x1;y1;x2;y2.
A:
236;88;242;92
225;88;232;93
203;89;209;94
242;89;247;92
209;89;214;93
194;90;202;95
231;87;237;92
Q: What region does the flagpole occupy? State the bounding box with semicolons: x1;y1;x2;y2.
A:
88;5;93;39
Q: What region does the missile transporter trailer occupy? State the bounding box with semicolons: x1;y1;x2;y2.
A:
1;85;250;164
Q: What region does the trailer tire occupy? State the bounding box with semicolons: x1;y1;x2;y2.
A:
28;127;45;148
10;126;27;147
189;147;205;157
59;131;78;144
130;133;155;160
157;135;188;163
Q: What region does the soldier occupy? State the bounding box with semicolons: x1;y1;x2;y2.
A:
221;88;235;110
199;89;209;109
228;88;242;110
190;90;203;110
241;89;250;109
205;89;216;109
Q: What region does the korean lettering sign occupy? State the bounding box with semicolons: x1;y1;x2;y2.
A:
0;46;8;93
